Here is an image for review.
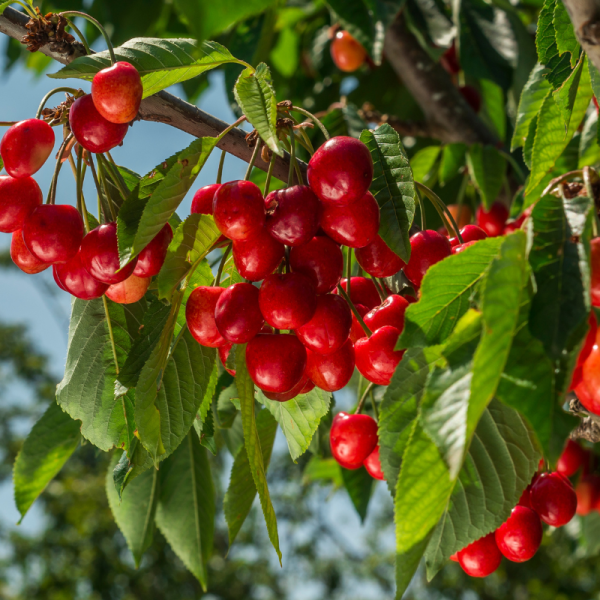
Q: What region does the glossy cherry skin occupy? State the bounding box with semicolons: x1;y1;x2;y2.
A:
330;30;367;72
290;235;344;294
219;324;274;376
440;42;460;75
10;229;49;274
576;475;600;515
355;235;405;278
355;326;404;385
133;223;173;278
246;333;307;394
517;477;538;509
191;183;222;215
215;282;265;344
364;295;409;333
570;313;598;390
23;204;84;264
457;533;502;577
575;325;600;415
186;286;225;348
263;374;313;402
69;94;129;154
350;303;369;343
213;180;265;241
1;119;55;178
530;472;577;527
329;412;378;470
54;251;109;300
233;226;284;281
459;85;481;113
320;191;380;248
91;62;143;124
307;136;373;206
452;240;479;255
495;506;542;563
259;272;317;330
0;175;42;233
296;294;352;355
265;185;321;246
364;445;385;480
557;439;590;477
306;339;355;392
476;202;509;237
403;230;452;288
335;277;382;310
106;274;151;304
449;224;488;248
591;238;600;307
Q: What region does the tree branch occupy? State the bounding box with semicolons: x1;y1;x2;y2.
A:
0;6;306;183
562;0;600;77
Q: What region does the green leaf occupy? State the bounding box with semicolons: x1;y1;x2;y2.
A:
536;0;557;66
303;456;343;487
553;55;584;129
14;402;80;521
408;146;441;186
581;512;600;557
359;124;416;263
466;144;507;209
553;0;580;67
341;466;374;522
578;111;600;168
480;80;506;141
438;144;466;186
523;114;538;169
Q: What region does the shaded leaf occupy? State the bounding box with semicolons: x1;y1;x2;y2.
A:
409;145;441;186
466;144;506;209
552;55;584;129
553;0;579;67
341;466;374;522
303;456;343;487
438;143;466;186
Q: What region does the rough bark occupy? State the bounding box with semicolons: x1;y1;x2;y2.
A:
562;0;600;78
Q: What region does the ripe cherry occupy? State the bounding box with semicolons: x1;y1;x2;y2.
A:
54;251;109;300
233;226;284;281
69;94;129;154
1;119;55;178
349;303;369;343
215;282;265;344
91;62;143;124
10;229;49;274
517;477;538;509
330;30;367;73
440;42;460;75
449;224;488;248
335;277;382;310
213;180;265;241
186;286;225;348
263;374;313;402
557;439;590;477
265;185;321;246
0;175;42;233
133;222;173;278
355;235;405;278
591;238;600;307
23;204;84;264
306;339;355;392
530;472;577;527
246;333;307;393
219;323;273;376
106;274;151;304
403;230;452;287
329;412;378;470
452;240;478;255
290;235;344;294
307;136;373;206
191;183;222;215
459;85;481;113
364;294;409;333
575;324;600;415
447;204;472;230
494;506;542;562
355;326;404;385
476;202;509;237
259;272;317;330
364;445;385;480
575;475;600;515
504;212;528;235
457;533;502;577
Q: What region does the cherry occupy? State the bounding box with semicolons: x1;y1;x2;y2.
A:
53;265;68;291
591;238;600;307
296;294;352;355
307;136;373;206
452;240;479;255
10;229;49;274
349;303;369;343
440;42;460;75
504;212;528;235
335;277;382;310
355;326;404;385
191;183;222;215
0;175;42;233
232;226;284;281
185;286;225;348
364;294;409;333
219;323;273;376
447;204;472;230
265;185;321;246
133;222;172;278
557;439;590;477
69;94;129;154
320;191;380;248
263;374;312;402
457;534;502;577
329;412;378;469
213;180;265;241
575;475;600;515
246;333;307;393
494;506;542;562
306;339;355;392
215;282;265;344
476;202;509;237
91;62;143;124
575;324;600;415
355;235;405;278
330;30;367;73
459;85;481;113
1;119;55;178
530;472;577;527
364;445;385;480
23;204;84;264
450;552;459;563
259;272;317;330
54;251;109;300
449;224;488;248
290;235;344;294
517;477;538;510
403;230;452;288
80;222;138;284
106;274;151;304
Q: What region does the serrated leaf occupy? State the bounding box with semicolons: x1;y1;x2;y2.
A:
553;54;584;130
466;144;506;209
553;0;580;67
523;114;538;169
536;0;557;66
341;466;373;522
438;144;466;186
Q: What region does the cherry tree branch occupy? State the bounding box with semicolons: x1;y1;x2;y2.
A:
562;0;600;77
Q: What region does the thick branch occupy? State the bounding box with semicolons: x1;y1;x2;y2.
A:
0;6;306;183
562;0;600;77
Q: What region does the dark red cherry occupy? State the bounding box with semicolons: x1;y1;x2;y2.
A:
263;373;312;402
449;224;488;248
459;85;481;113
54;251;109;300
452;240;478;255
320;191;380;248
185;286;225;348
335;277;382;310
364;294;409;333
576;475;600;515
290;235;344;294
530;472;577;527
246;333;307;393
232;226;284;281
106;274;151;304
215;282;264;344
440;42;460;74
403;230;452;288
219;342;235;376
91;62;143;124
330;30;367;72
349;303;369;343
133;223;173;278
213;180;265;241
307;136;373;206
476;202;509;237
80;222;137;284
296;294;352;355
23;204;84;264
329;412;378;469
495;506;542;562
69;94;129;154
517;478;537;509
457;534;502;577
364;445;385;480
191;183;222;215
306;339;355;392
355;234;405;278
591;238;600;307
265;185;321;246
10;229;49;274
1;119;55;178
569;314;598;391
259;272;317;330
557;439;590;477
355;326;404;385
0;175;42;233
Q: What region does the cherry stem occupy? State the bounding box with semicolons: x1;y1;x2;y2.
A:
60;11;116;64
346;247;352;300
105;151;130;196
75;147;91;233
244;142;261;181
355;381;375;415
102;296;120;374
370;389;379;421
287;129;296;187
88;157;110;222
373;277;388;301
99;154;128;200
337;284;371;337
0;121;18;127
35;87;80;120
216;149;226;185
216;115;247;142
214;244;232;286
45;133;73;205
541;170;584;197
63;17;91;55
96;158;117;221
415;188;426;230
290;105;330;140
415;181;464;244
12;1;36;18
264;151;276;196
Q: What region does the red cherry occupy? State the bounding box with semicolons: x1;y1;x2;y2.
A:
0;175;42;233
213;180;265;241
495;506;542;562
576;475;600;515
91;62;143;124
320;191;380;248
259;272;317;330
476;202;509;237
219;343;235;376
364;445;385;480
23;204;84;264
53;265;68;291
594;96;600;113
457;533;502;577
0;119;55;178
69;94;129;154
132;223;172;278
265;185;321;246
452;240;479;254
591;238;600;307
404;230;452;288
459;85;481;113
517;479;536;509
296;294;352;355
349;303;369;343
504;214;527;235
449;224;488;248
364;294;409;333
575;324;600;415
191;183;222;215
54;251;109;300
10;229;49;274
330;30;367;73
530;472;577;527
306;339;355;392
355;326;404;385
355;235;405;278
215;282;265;344
263;374;312;402
335;277;382;310
246;333;307;393
450;552;459;562
232;226;284;281
290;235;344;294
557;440;590;477
106;274;151;304
329;412;378;469
440;42;460;75
307;136;373;206
185;286;225;348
